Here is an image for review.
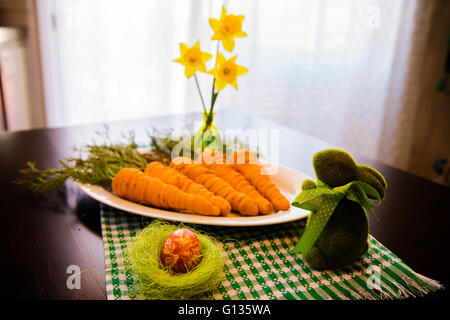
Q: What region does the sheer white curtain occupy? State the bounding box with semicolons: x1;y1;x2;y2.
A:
39;0;428;170
40;0;209;127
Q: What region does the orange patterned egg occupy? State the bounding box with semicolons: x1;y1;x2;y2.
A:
160;228;202;274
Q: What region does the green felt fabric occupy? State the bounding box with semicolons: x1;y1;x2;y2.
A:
294;149;387;269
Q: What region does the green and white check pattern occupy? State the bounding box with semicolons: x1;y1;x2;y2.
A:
101;205;443;300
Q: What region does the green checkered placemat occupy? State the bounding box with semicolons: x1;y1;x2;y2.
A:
101;204;443;300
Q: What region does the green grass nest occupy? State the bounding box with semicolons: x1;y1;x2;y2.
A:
128;220;224;300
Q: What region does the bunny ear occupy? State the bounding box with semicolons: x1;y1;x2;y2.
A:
356;165;387;200
358;164;387;188
312;149;358;187
310;149;387;200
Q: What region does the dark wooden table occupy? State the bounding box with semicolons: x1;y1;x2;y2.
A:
1;110;448;300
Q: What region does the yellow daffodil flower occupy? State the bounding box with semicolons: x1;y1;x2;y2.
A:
208;52;247;92
209;6;247;52
174;41;213;78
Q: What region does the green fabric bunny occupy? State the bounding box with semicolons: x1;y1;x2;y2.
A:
298;149;387;269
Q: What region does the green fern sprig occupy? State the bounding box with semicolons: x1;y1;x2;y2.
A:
14;131;148;193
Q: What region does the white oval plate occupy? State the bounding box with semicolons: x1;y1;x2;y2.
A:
76;164;311;227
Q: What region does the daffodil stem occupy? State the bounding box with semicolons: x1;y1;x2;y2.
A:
210;91;218;113
194;74;207;113
205;41;221;129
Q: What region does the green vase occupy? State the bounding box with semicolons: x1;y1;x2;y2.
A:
193;111;223;155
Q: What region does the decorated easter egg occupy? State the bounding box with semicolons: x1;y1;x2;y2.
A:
160;228;202;273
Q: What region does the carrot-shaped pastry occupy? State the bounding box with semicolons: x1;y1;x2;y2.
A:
197;152;274;215
112;168;220;216
144;161;231;216
228;151;291;211
170;157;259;216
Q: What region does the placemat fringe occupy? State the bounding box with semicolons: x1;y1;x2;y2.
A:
359;288;377;300
399;271;444;297
375;269;444;299
376;286;395;300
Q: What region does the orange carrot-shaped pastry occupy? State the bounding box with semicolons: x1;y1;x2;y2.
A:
228;151;291;211
197;151;274;215
112;168;220;216
144;161;231;216
170;157;259;216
